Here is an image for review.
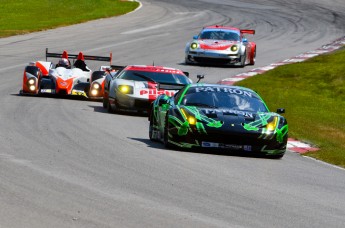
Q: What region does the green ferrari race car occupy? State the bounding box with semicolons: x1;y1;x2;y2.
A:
149;83;288;158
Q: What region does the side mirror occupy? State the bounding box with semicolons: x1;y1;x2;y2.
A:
197;74;205;83
193;35;198;39
276;108;285;114
242;38;248;43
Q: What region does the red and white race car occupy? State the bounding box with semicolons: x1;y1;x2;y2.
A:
103;65;193;114
185;25;256;67
20;48;112;98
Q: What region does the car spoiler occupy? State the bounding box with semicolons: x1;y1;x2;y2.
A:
110;65;126;71
157;83;186;91
45;48;112;64
240;30;255;35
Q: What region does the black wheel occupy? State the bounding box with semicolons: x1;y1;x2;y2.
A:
103;97;108;109
163;114;173;148
185;56;191;65
107;98;117;113
149;111;156;141
267;153;284;159
239;52;246;67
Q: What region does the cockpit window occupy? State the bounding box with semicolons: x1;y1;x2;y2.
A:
118;70;192;84
199;31;240;41
181;87;268;112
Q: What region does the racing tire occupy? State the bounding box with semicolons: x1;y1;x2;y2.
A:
184;55;193;65
107;98;117;113
267;153;285;159
149;110;157;141
103;97;108;109
239;52;246;68
163;114;174;148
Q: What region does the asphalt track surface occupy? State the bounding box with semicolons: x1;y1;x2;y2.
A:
0;0;345;227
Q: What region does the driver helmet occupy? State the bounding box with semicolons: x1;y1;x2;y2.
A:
58;58;70;68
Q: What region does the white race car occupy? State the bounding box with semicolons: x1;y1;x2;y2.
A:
103;65;193;114
185;25;256;67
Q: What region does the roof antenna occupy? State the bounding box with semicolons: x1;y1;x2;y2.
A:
152;61;155;66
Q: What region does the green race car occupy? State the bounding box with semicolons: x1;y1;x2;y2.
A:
149;83;288;158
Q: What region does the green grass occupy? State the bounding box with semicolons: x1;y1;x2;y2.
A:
236;48;345;168
0;0;139;37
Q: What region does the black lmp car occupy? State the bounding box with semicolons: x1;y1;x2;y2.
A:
149;84;288;158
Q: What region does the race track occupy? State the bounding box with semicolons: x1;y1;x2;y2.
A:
0;0;345;227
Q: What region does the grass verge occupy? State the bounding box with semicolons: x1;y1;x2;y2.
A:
0;0;139;38
236;48;345;168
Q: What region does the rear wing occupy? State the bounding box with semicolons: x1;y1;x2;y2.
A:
157;83;187;91
45;48;112;64
110;65;126;72
240;30;255;35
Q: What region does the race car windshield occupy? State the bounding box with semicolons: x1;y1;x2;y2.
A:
199;31;240;41
119;70;191;85
181;88;268;112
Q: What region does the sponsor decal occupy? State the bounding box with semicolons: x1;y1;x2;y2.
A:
195;87;253;97
72;90;86;96
139;89;175;97
202;141;249;150
40;89;52;93
203;108;254;118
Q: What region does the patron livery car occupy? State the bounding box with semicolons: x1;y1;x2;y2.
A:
185;25;256;67
149;84;288;158
103;65;192;114
20;48;112;98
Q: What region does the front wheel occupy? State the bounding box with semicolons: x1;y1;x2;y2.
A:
103;97;108;109
107;98;117;113
239;52;246;67
163;114;174;148
149;110;156;141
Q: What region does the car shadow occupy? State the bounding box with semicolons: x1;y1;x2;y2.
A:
129;137;277;159
14;93;93;101
177;62;244;69
88;105;149;117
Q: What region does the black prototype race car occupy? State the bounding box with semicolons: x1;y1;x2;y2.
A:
149;84;288;158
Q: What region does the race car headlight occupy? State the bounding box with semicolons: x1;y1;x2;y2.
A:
181;108;197;125
266;116;278;131
230;45;238;52
190;42;198;49
91;89;98;96
29;85;36;91
92;83;100;90
28;78;35;85
118;85;133;94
